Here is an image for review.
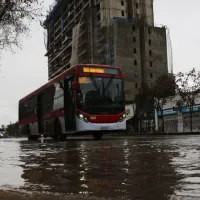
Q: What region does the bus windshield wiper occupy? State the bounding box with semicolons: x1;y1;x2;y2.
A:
104;76;114;93
90;74;100;92
102;76;115;101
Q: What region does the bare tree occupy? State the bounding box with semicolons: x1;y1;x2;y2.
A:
137;74;175;132
176;68;200;132
152;74;175;132
0;124;5;131
0;0;43;54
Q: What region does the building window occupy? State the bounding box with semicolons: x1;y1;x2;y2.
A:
149;50;152;56
134;48;137;54
135;71;139;77
149;39;151;46
121;10;125;16
97;3;100;12
97;14;101;22
135;83;138;89
121;1;124;6
148;27;151;35
133;25;136;31
136;3;139;9
133;37;136;42
150;73;153;78
134;60;137;65
150;61;152;67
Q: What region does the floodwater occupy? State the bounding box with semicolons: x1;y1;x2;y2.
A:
0;136;200;200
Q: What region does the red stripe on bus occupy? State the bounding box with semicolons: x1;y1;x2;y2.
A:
78;73;122;78
20;64;123;102
19;109;64;125
77;109;125;123
19;115;37;125
44;108;64;120
19;67;76;102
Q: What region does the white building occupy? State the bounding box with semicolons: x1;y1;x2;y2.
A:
156;94;200;133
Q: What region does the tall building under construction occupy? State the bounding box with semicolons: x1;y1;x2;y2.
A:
43;0;170;102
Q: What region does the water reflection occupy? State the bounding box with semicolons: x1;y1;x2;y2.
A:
0;139;24;188
18;137;188;199
170;137;200;198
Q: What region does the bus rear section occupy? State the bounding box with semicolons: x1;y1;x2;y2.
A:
74;65;126;139
18;64;126;141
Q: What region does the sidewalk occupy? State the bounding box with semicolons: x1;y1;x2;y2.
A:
110;131;200;136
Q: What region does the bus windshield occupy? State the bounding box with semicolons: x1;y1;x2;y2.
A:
77;76;124;114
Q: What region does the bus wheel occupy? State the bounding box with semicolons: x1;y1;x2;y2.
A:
28;135;38;141
92;132;103;140
55;120;65;141
27;126;38;141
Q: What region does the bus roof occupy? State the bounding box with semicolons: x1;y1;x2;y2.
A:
19;64;122;102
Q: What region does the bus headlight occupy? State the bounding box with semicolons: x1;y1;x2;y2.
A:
119;114;126;122
77;113;89;123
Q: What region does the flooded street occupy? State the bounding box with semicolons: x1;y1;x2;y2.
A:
0;136;200;200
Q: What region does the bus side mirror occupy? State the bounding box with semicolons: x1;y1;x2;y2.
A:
72;81;77;90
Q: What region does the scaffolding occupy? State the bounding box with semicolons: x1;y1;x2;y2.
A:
166;27;173;74
43;0;166;101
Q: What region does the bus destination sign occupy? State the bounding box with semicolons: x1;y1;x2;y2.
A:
83;67;104;73
80;66;120;75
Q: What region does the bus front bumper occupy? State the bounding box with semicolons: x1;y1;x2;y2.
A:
76;117;126;132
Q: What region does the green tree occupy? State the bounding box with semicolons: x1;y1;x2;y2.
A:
6;122;19;137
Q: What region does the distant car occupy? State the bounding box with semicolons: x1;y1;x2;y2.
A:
0;132;3;138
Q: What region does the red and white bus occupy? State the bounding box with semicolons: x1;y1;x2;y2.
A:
19;64;126;140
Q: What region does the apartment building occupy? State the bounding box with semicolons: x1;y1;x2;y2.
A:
43;0;168;102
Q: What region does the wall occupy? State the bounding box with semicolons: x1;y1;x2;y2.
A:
158;94;200;133
113;20;142;103
140;25;168;86
100;0;154;26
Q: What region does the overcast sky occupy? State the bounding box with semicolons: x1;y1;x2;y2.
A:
0;0;200;125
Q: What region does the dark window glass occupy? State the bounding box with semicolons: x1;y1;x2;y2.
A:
134;60;137;65
77;77;124;114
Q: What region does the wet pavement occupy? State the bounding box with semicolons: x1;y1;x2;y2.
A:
0;135;200;200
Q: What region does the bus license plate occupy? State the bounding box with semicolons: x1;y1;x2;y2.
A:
101;126;108;130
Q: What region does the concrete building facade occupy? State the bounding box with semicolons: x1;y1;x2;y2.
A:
43;0;168;103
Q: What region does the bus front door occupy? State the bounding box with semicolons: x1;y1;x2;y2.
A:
64;78;76;131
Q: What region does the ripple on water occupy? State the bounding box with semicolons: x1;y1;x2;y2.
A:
1;137;200;200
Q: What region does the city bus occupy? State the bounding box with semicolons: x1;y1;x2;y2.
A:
19;64;126;140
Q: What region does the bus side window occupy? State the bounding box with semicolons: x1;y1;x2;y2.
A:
19;102;25;120
68;78;72;94
68;75;75;94
28;96;36;117
53;83;64;110
43;86;55;113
